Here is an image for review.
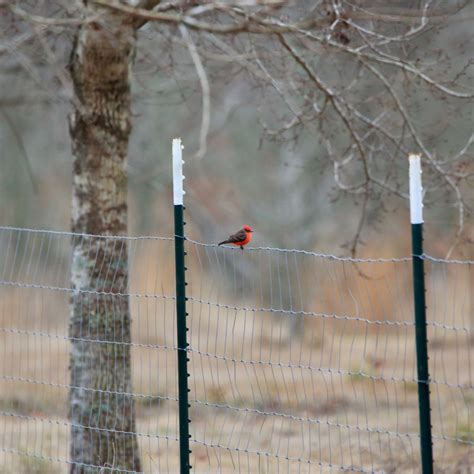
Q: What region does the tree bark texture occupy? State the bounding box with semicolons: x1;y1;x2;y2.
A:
68;6;140;473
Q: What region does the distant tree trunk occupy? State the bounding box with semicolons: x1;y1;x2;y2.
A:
68;6;141;473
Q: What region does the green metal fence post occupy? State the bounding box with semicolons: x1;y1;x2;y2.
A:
409;154;434;474
173;138;191;474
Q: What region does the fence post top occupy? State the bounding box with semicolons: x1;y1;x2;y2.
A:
409;153;423;224
173;138;185;206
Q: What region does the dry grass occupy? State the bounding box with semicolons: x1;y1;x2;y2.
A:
0;234;472;473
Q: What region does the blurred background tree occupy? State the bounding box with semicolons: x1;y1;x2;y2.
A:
1;1;472;252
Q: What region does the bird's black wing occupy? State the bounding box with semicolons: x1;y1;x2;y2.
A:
218;228;247;245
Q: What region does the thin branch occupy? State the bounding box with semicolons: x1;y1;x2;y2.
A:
1;110;39;194
278;34;370;187
92;0;253;33
179;24;211;160
228;11;474;98
360;58;466;247
8;4;96;27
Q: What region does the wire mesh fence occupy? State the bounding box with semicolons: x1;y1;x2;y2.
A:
0;225;472;472
0;227;180;473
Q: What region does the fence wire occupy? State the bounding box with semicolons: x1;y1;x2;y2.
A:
0;226;472;473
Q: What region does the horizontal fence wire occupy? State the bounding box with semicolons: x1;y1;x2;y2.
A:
184;239;473;473
423;257;473;472
0;226;180;473
0;226;472;473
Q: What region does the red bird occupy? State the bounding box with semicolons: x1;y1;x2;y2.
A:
218;225;254;250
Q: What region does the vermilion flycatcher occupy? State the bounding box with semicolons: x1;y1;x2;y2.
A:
218;225;254;250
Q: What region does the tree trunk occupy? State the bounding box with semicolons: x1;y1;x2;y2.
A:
68;6;141;473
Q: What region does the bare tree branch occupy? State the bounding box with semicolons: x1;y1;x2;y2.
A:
179;24;211;160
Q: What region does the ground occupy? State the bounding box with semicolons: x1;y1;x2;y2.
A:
0;235;472;472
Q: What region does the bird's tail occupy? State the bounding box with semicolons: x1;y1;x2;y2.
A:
218;240;231;246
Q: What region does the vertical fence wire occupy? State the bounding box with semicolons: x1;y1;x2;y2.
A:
0;226;472;472
423;255;474;471
0;227;180;473
184;240;420;472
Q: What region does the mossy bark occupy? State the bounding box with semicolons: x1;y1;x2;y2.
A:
68;6;141;473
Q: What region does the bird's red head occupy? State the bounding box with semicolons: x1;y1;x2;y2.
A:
243;225;253;233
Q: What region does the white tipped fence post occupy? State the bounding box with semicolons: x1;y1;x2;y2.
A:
409;154;434;473
173;138;191;473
